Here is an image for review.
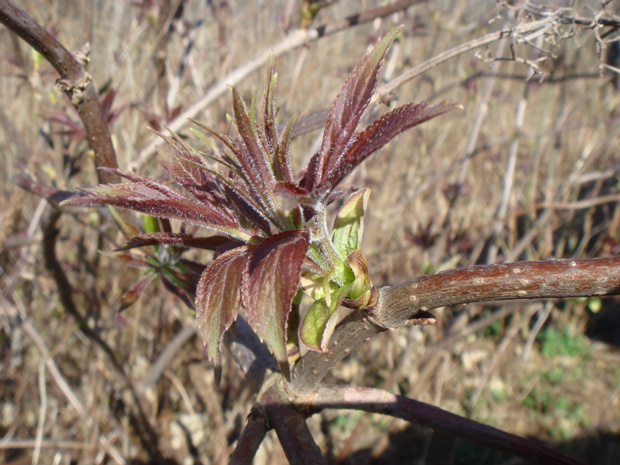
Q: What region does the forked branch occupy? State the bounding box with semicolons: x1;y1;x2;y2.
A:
0;0;119;183
293;257;620;393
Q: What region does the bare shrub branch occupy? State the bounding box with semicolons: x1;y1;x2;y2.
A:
0;0;119;183
310;385;586;465
229;407;270;465
261;381;326;465
293;257;620;393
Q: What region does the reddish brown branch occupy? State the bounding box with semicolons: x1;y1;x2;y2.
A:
309;385;585;465
374;257;620;328
260;382;325;465
0;0;119;183
229;407;270;465
293;257;620;393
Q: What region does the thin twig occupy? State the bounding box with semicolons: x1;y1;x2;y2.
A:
487;77;530;263
0;296;130;462
373;14;558;105
0;0;119;183
468;304;538;410
39;205;168;463
32;363;46;465
139;322;198;392
0;439;92;450
522;301;554;361
309;385;585;465
457;25;509;188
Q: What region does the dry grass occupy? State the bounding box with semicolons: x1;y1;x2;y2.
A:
1;0;619;464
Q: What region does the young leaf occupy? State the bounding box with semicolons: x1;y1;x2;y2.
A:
162;143;229;209
305;26;402;193
331;188;370;284
119;272;157;312
262;53;279;161
320;102;461;192
242;230;310;381
61;181;243;238
160;271;195;309
231;87;277;210
115;232;232;251
275;113;299;183
299;283;352;352
223;185;273;234
196;246;250;387
346;249;375;308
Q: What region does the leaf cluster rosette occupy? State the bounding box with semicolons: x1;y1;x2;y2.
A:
62;26;458;384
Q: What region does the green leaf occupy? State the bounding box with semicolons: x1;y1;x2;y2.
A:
331;188;370;284
347;249;374;307
299;283;351;352
142;214;160;233
332;188;370;256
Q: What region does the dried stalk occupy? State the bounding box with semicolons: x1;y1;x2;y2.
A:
39;205;168;463
131;0;425;170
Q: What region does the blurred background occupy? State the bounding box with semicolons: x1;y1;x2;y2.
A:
1;0;619;463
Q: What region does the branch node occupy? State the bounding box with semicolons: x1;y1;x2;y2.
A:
55;72;92;106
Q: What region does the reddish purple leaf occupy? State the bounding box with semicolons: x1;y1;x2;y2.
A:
223;185;273;234
44;110;85;138
100;88;127;126
196;246;250;386
111;251;151;268
61;181;240;234
304;27;401;192
231;88;276;208
116;232;232;251
99;167;196;194
275;181;315;211
242;230;310;381
160;272;195;309
119;272;157;312
262;55;279;163
161;260;205;301
165;103;183;122
317;102;460;193
177;258;207;276
161;144;229;209
274;113;299;183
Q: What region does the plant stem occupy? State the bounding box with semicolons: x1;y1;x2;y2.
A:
374;257;620;328
310;385;585;465
293;257;620;393
0;0;119;184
